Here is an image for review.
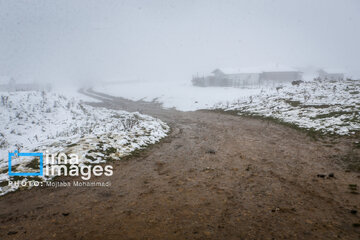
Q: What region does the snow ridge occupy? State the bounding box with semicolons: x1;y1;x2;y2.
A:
0;91;169;195
214;79;360;135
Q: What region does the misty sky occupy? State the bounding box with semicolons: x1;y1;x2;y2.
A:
0;0;359;84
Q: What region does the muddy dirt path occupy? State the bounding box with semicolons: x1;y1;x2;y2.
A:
0;89;359;239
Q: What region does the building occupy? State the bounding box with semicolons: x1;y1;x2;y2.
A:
260;71;303;85
192;69;260;87
192;67;303;87
317;69;344;81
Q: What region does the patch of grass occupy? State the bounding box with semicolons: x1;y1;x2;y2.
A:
104;147;117;155
302;104;333;109
311;111;355;119
283;100;335;109
0;181;9;187
10;176;26;181
97;141;104;149
11;165;19;172
85;155;96;161
66;143;78;148
103;156;117;162
284;99;301;107
121;149;143;161
25;158;40;170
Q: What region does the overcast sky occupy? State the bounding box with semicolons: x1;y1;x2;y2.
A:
0;0;359;84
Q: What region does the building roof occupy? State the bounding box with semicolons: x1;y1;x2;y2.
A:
212;64;300;75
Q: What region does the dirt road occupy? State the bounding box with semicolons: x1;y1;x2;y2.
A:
1;89;359;239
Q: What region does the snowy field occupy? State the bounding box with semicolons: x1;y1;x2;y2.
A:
94;81;261;111
0;91;169;195
214;79;360;135
95;79;359;136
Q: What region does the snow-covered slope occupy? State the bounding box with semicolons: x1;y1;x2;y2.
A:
94;79;359;135
214;79;360;135
0;91;169;195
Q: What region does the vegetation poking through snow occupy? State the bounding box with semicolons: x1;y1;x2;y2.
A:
214;79;360;135
0;91;169;195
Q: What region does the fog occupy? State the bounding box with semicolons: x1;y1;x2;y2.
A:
0;0;359;86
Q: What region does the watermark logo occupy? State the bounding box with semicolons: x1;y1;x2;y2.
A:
8;150;43;176
7;150;113;180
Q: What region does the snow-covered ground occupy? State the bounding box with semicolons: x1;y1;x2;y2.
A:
94;79;360;135
0;91;169;195
214;79;360;135
94;81;261;111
